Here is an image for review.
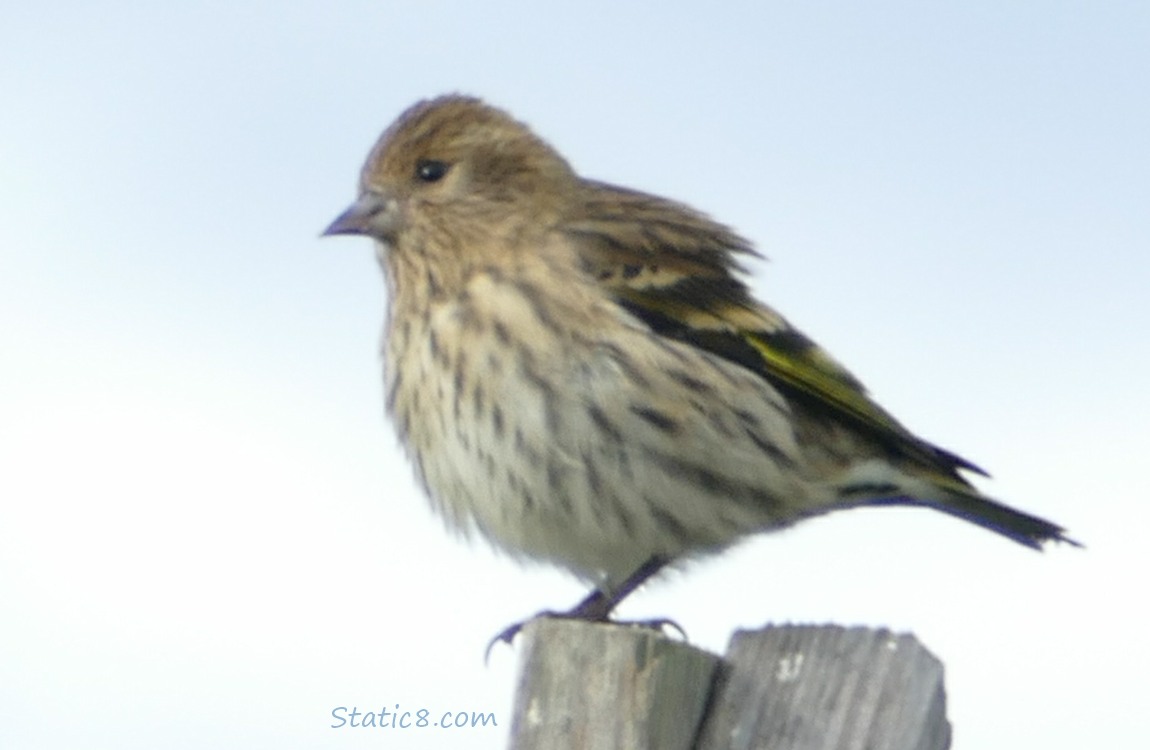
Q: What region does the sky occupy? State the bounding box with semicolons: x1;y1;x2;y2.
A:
2;2;1148;748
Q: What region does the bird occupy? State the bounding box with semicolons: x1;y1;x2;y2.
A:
322;94;1077;640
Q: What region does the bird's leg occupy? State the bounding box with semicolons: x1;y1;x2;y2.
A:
485;556;684;661
571;555;675;620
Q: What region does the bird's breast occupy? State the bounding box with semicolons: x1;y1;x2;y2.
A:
381;269;813;588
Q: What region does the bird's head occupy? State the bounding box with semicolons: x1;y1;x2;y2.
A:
323;95;576;247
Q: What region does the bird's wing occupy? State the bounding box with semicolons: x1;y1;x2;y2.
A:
565;182;987;479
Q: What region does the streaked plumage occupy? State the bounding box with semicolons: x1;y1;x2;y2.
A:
324;95;1076;624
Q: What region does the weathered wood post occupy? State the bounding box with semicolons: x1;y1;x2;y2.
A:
508;619;720;750
508;620;950;750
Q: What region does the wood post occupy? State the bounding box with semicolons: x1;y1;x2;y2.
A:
508;621;949;750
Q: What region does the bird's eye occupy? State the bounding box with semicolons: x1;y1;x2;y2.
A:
415;159;450;183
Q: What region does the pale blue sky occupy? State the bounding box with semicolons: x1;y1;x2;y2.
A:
3;2;1147;748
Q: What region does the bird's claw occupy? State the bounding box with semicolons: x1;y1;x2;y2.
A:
484;613;687;663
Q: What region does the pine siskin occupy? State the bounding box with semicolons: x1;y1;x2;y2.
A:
323;95;1076;630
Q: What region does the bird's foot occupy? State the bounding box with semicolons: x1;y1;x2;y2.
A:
485;556;679;662
484;611;686;663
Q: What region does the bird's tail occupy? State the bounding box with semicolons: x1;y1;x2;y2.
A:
879;490;1079;550
832;461;1080;550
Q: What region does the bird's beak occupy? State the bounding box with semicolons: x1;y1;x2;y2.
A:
321;191;397;239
